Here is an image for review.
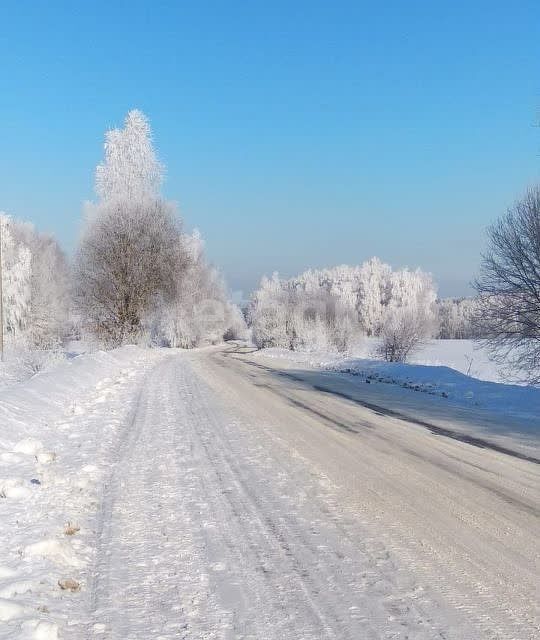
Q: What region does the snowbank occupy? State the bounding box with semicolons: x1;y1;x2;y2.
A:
407;339;510;384
0;346;146;447
334;338;514;384
257;344;540;425
0;345;160;639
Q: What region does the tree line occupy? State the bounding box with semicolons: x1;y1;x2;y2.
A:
248;259;482;361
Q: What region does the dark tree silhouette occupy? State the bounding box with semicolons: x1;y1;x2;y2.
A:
474;187;540;383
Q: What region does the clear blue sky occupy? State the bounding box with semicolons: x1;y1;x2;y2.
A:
1;1;539;297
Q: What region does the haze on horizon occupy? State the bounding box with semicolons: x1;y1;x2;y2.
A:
1;1;539;299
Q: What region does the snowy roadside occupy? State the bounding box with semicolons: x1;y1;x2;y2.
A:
269;337;520;384
0;346;163;639
254;346;540;426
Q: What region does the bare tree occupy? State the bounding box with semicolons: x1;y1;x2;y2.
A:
473;187;540;383
74;199;186;345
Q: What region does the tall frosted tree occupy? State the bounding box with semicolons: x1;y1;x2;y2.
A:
0;213;68;347
376;268;437;362
76;110;243;346
357;257;392;336
95;109;164;203
0;214;32;338
76;110;179;343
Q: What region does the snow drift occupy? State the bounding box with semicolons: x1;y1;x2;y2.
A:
0;345;159;639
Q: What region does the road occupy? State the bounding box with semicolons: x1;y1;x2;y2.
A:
84;344;539;640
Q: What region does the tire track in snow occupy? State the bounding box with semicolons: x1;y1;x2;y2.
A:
82;352;477;639
193;346;540;640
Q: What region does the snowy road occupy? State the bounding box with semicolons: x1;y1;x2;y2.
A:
81;345;538;640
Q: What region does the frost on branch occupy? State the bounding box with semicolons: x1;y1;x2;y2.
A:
0;213;68;349
0;213;68;382
95;110;164;203
436;297;478;339
0;214;31;338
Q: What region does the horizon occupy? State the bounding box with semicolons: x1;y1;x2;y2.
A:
2;2;539;298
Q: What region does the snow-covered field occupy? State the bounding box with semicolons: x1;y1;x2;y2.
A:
257;339;540;425
0;346;161;639
406;339;507;383
312;338;513;383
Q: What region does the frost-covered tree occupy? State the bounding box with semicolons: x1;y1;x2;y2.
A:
9;220;69;347
223;303;250;341
153;230;246;348
436;298;477;339
95;110;164;203
0;214;31;337
376;268;437;361
76;110;242;348
356;257;392;335
249;259;436;356
27;234;69;346
250;273;295;349
75;199;186;345
0;213;68;348
250;271;360;352
376;307;427;362
387;268;436;325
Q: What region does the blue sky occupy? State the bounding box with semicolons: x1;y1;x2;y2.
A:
1;1;539;297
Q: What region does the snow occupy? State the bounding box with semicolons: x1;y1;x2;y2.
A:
73;350;494;637
23;540;84;569
0;599;26;622
343;337;517;383
403;339;510;383
0;341;537;638
256;338;540;426
0;345;161;638
13;439;44;456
